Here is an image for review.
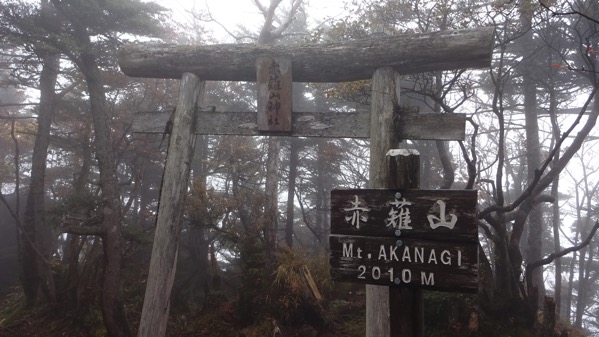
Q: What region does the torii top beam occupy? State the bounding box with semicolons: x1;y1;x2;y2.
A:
118;27;494;83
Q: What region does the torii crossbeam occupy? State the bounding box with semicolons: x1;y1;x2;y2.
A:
119;27;493;82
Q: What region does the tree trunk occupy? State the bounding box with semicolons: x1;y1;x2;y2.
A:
264;137;280;258
21;51;59;306
139;160;162;228
66;125;92;307
520;0;545;310
82;56;130;337
574;221;588;328
567;183;584;323
574;9;599;314
548;86;562;318
190;135;211;297
543;297;556;337
285;139;300;248
318;144;331;251
75;33;127;337
575;166;596;328
494;225;516;299
314;140;328;249
564;248;576;320
20;0;60;306
550;175;562;313
49;0;130;333
434;71;455;189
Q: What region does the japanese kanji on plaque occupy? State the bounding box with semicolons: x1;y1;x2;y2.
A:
331;189;477;241
329;189;479;293
256;56;292;132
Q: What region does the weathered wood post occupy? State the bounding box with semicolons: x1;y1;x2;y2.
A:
367;67;423;336
387;150;423;336
137;73;204;337
367;67;399;337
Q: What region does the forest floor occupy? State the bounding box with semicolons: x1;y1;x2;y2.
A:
0;286;367;337
0;307;89;337
0;290;88;337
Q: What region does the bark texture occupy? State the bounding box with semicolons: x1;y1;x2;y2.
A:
82;54;129;337
137;73;203;337
20;0;60;306
119;27;494;82
48;0;131;334
21;52;59;306
285;139;300;247
366;67;401;337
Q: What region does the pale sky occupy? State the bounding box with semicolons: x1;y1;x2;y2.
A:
154;0;347;42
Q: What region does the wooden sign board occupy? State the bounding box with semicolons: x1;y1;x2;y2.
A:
329;234;478;292
256;56;292;132
331;189;478;242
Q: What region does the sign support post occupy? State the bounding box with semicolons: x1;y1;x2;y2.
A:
388;150;423;337
366;67;423;337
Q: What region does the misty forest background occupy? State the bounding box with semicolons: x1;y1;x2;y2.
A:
1;0;599;336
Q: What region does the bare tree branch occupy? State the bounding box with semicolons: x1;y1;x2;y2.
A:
270;0;303;39
459;116;478;189
252;0;269;17
257;0;303;44
62;224;105;236
55;78;82;100
0;103;39;107
539;1;599;26
198;1;253;42
477;219;498;243
0;115;37;119
436;140;454;189
294;189;324;245
525;219;599;287
479;86;599;220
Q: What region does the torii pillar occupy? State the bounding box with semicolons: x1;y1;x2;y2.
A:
119;27;494;337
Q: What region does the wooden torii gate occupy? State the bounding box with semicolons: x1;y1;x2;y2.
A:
118;27;494;337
